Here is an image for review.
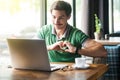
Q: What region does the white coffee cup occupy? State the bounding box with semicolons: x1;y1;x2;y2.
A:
75;57;86;67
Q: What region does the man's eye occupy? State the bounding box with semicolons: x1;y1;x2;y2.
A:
52;16;64;20
60;16;65;19
52;16;56;19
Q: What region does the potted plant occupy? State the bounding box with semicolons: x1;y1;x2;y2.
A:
94;14;102;40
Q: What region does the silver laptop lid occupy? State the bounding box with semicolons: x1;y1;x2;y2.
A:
7;38;51;71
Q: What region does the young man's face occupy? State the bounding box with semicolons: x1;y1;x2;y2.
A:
51;10;70;29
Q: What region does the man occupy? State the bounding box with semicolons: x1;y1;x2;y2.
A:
37;0;107;62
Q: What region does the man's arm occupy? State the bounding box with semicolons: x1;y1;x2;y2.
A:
47;39;107;58
78;39;107;57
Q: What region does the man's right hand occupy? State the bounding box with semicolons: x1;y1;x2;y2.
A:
47;41;64;51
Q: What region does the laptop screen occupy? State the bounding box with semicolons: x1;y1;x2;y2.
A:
7;38;68;71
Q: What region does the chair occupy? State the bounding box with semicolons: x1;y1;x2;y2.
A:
93;44;120;80
93;57;107;80
107;31;120;37
93;57;106;64
104;31;119;39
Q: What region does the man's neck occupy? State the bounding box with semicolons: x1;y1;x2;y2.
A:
55;26;67;39
55;29;65;39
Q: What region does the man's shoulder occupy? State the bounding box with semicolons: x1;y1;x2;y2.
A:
41;24;52;31
42;24;53;28
69;26;83;33
68;24;82;31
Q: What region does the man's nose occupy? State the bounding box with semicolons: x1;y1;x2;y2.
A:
54;18;59;24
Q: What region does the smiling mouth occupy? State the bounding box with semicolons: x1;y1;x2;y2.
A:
55;24;62;26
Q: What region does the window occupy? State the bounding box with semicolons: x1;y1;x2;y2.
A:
0;0;82;66
109;0;120;33
0;0;41;65
76;0;82;29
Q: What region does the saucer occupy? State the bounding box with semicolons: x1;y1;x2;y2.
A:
72;64;90;69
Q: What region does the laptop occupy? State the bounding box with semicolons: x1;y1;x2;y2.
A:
7;38;68;71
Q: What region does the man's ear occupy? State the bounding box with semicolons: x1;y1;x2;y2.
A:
67;15;71;20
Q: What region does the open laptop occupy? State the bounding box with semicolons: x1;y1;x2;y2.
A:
7;38;68;71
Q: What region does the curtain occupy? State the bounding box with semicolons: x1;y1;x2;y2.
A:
80;0;109;39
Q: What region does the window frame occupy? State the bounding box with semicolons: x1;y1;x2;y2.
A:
109;0;120;33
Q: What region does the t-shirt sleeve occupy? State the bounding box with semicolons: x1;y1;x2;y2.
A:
75;29;89;46
37;25;48;39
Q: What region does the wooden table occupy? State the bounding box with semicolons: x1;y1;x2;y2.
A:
95;37;120;45
0;63;108;80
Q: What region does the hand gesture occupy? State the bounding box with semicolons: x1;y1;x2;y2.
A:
62;41;76;54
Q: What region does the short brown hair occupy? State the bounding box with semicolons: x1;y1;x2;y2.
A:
50;0;72;16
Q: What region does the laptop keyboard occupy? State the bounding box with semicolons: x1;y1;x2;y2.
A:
50;64;68;69
50;65;56;68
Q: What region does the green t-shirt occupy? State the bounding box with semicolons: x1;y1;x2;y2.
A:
37;24;89;62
